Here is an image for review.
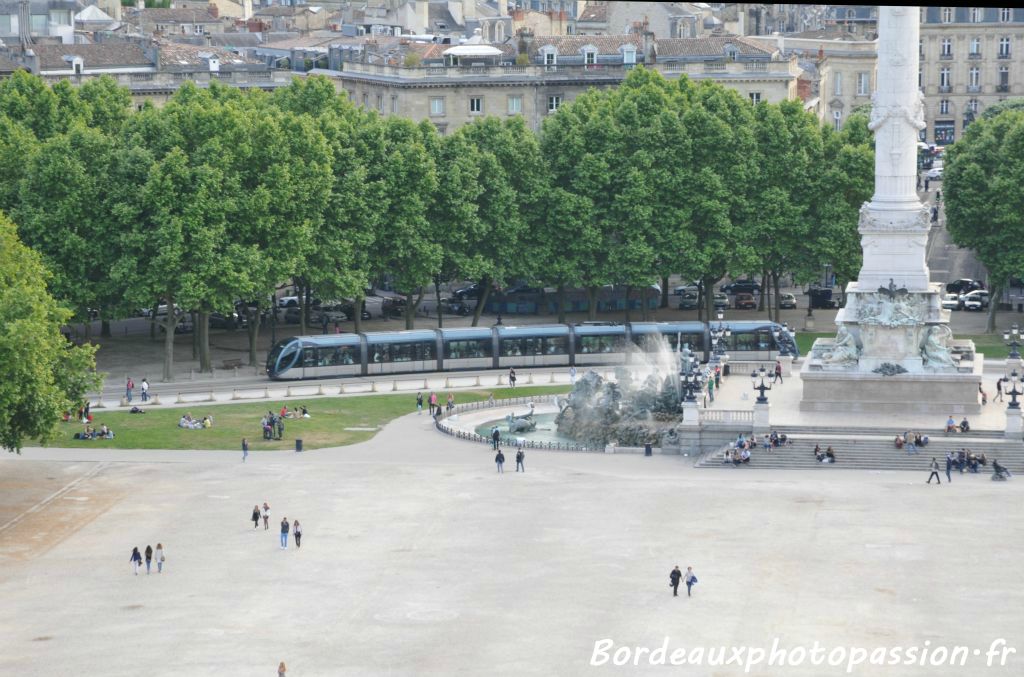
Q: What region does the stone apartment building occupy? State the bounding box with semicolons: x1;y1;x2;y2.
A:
319;31;798;133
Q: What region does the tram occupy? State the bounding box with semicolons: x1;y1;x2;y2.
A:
266;321;798;380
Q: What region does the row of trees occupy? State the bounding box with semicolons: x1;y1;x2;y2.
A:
0;68;874;384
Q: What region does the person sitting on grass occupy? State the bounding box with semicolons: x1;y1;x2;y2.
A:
300;405;310;418
202;416;213;429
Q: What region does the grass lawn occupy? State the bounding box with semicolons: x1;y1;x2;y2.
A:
47;386;569;452
794;331;1009;358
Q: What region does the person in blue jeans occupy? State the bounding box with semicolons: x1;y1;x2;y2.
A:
280;517;290;549
684;567;698;597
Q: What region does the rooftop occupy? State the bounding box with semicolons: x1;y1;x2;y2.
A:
656;35;775;58
126;8;222;24
31;43;152;70
254;5;324;18
157;42;263;67
527;34;643;57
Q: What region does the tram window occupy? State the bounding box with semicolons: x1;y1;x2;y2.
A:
731;332;763;352
301;347;317;368
446;339;491;359
372;342;434;363
545;337;567;355
318;347;356;367
578;336;622;354
500;339;524;356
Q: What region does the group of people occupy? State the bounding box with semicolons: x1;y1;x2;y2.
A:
948;449;988;474
761;430;791;450
125;377;150;403
494;448;525;473
813;444;837;463
178;413;213;430
64;402;92;423
74;423;115;440
669;565;698;597
251;502;303;549
945;415;971;434
261;411;286;440
129;544;166;575
895;431;929;453
417;392;455;418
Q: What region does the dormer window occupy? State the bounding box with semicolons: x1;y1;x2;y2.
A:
621;45;637;65
540;45;557;71
723;43;739;60
583;49;596;66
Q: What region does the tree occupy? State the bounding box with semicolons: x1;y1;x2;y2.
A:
945;109;1024;332
0;70;60;139
0;212;100;453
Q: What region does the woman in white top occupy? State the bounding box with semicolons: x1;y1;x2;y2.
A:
155;543;165;573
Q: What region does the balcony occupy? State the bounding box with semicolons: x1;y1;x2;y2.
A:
968;52;982;59
939;84;952;93
939;53;954;60
998;52;1012;59
997;84;1010;92
967;84;982;93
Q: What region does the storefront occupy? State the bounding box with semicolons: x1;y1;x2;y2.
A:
934;120;955;145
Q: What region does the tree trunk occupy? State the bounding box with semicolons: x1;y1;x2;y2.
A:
557;284;567;324
100;319;111;338
150;301;158;341
586;286;598;321
198;310;212;372
624;285;632;323
353;294;364;334
246;303;261;366
191;311;198;360
471;276;492;327
434;276;444;329
772;272;782;323
300;283;311;336
642;286;651;321
660;275;669;309
986;282;1001;334
759;270;768;312
162;295;176;382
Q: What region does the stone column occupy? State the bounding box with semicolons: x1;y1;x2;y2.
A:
753;401;770;433
1006;407;1023;439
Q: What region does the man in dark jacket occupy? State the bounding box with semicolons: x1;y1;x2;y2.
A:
670;566;682;597
495;449;505;473
491;426;500;450
515;449;525;472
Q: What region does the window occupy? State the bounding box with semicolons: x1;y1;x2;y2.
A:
941;7;953;23
833;110;842;131
919;39;924;57
547;95;562;113
30;14;47;31
999;37;1011;57
969;67;980;88
376;94;384;112
583;50;596;66
502;337;567;357
968;98;980;113
857;72;869;95
430;97;445;116
361;93;368;108
940;99;950;114
622;47;636;65
391;95;398;114
999;66;1010;90
507;95;522;115
1001;8;1012;23
542;49;557;71
445;340;492;359
940;67;951;89
970;7;983;23
970;37;981;55
833;72;842;96
575;335;624;355
368;341;434;363
941;38;952;57
469;96;482;114
748;91;761;105
919;69;923;88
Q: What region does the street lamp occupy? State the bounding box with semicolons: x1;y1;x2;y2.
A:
1003;324;1022;360
678;343;703;402
751;366;772;404
1004;370;1024;409
710;309;731;363
772;322;792;359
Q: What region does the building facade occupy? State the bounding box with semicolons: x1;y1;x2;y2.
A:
920;5;1024;145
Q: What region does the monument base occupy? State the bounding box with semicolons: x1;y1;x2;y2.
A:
800;358;983;415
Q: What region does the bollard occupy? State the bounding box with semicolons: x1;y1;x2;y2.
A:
189;369;194;381
423;378;429;389
317;384;325;396
176;392;185;403
475;376;481;386
286;386;294;398
233;367;239;378
549;372;556;384
232;389;240;400
527;373;534;384
498;375;506;386
93;400;105;409
445;377;451;389
208;391;216;402
339;384;347;394
151;395;161;405
392;380;399;391
263;387;271;399
371;381;378;392
120;397;129;407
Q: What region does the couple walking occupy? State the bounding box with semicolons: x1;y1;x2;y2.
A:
669;565;697;597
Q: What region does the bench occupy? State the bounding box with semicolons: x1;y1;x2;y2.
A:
221;358;243;369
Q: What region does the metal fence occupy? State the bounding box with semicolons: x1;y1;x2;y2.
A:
433;396;592;452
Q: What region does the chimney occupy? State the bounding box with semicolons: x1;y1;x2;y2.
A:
208;3;218;18
643;30;655;63
242;0;252;21
417;0;428;33
139;0;145;9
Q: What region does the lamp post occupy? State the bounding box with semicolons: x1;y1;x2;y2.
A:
751;366;772;404
771;322;792;359
678;343;702;402
1004;324;1022;360
709;309;731;363
1005;370;1024;409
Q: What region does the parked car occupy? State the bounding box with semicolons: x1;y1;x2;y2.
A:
960;290;990;310
733;292;757;310
501;285;545;296
779;293;797;309
440;297;473;316
673;284;700;296
283;307;303;324
452;283;482;300
313;303;350;325
209;311;242;330
941;293;961;310
946;279;984;294
381;296;407;318
678;291;700;310
713;292;729;309
926;164;943;180
720;279;761;295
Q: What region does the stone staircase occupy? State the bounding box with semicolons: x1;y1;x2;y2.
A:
696;433;1024;472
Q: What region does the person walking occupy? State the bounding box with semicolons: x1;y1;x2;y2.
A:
927;457;942;484
491;426;500;450
140;378;149;402
278;662;287;677
262;502;271;530
515;448;525;472
293;520;302;549
130;547;142;575
416;392;423;415
252;505;261;529
446;392;455;413
774;360;783;384
924;176;930;192
125;377;134;403
144;544;153;574
276;417;285;441
509;368;517;388
945;451;954;482
242;437;249;463
569;366;577;385
707;377;715;403
996;376;1006;403
155;543;165;573
495;449;505;473
684;567;698;597
429;392;438;417
669;565;682;597
280;517;290;549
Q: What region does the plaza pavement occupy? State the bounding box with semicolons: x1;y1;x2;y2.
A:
2;404;1024;677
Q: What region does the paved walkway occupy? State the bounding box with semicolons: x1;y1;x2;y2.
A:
2;411;1023;676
